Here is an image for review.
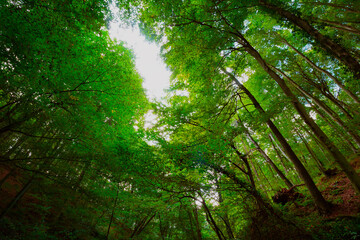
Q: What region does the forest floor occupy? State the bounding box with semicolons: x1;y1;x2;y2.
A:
320;157;360;219
1;157;360;239
0;166;37;212
282;156;360;239
288;156;360;218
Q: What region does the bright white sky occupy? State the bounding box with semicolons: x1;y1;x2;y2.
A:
108;22;171;101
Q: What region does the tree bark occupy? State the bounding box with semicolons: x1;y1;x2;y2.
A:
259;0;360;79
193;206;203;240
240;121;294;188
273;65;360;148
0;175;35;220
106;185;119;240
238;36;360;198
221;68;330;213
216;177;235;239
268;134;290;174
280;37;360;104
295;128;327;175
200;194;226;240
0;167;16;190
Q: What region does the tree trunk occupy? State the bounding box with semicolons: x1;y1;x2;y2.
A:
295;129;327;175
0;175;35;220
193;206;203;240
240;37;360;198
235;136;258;191
0;167;16;190
199;193;226;240
315;19;360;35
210;163;276;216
280;37;360;104
268;134;292;174
131;213;156;238
216;177;235;239
240;121;294;188
159;214;168;240
106;185;119;240
259;0;360;79
305;98;359;154
273;65;360;148
250;158;268;194
138;214;156;236
222;68;330;213
296;62;358;119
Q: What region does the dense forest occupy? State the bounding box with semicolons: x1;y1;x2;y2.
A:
0;0;360;239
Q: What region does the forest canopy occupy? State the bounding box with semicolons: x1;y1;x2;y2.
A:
0;0;360;239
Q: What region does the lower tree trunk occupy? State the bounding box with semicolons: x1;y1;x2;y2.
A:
241;122;293;188
193;207;203;240
0;175;35;220
296;129;327;175
309;103;359;154
106;185;119;240
242;39;360;198
259;0;360;79
0;167;16;190
222;68;331;214
200;194;226;240
280;37;360;104
274;66;360;148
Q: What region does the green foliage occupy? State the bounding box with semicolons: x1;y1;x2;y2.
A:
1;0;359;239
313;217;360;240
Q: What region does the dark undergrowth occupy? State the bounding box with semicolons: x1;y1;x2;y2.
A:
244;156;360;240
1;157;360;239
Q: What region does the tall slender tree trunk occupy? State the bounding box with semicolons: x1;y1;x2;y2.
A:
159;214;168;240
255;161;275;192
296;63;358;119
193;206;203;240
268;134;290;174
273;66;360;148
106;185;119;240
306;98;359;154
250;158;268;195
222;68;330;213
226;141;258;193
236;136;258;191
0;175;35;220
130;213;156;238
295;129;327;175
296;118;337;165
216;178;235;239
313;18;360;35
240;120;293;188
199;193;226;240
280;37;360;104
187;209;198;240
259;0;360;79
210;163;294;232
238;36;360;197
0;168;16;190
